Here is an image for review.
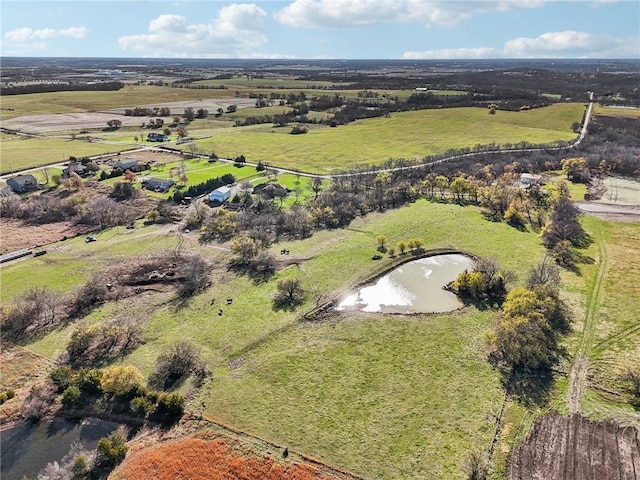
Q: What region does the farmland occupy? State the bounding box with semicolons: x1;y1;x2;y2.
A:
1;58;639;480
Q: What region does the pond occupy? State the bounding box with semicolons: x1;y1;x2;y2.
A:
0;417;120;480
336;254;475;314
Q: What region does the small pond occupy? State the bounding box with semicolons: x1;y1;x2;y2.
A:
1;417;120;480
337;253;475;314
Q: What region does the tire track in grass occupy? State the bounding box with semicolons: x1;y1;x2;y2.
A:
567;224;608;414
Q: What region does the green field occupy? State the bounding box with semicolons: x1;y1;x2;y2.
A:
593;104;640;119
1;199;551;478
194;103;583;173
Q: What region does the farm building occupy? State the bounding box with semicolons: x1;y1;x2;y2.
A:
62;161;86;177
209;186;232;203
518;173;543;189
142;177;175;192
114;158;138;170
6;174;39;194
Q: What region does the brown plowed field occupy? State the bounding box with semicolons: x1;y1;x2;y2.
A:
509;412;640;480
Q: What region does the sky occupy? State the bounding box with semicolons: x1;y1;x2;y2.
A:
1;0;639;59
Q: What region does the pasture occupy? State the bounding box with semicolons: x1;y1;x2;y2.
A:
194;103;583;173
1;199;552;478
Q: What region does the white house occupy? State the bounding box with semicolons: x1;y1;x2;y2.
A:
209;186;232;203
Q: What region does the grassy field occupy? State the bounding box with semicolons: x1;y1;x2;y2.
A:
0;134;134;174
193;103;583;173
0;85;237;119
593;105;640;119
1;199;551;479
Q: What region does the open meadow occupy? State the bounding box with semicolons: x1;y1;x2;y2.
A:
1;81;583;174
2;199;554;478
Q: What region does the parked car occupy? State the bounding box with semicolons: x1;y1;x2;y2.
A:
85;236;97;243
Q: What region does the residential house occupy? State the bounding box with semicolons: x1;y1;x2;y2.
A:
114;158;138;170
142;177;175;192
6;174;39;194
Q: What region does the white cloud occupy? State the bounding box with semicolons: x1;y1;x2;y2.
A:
403;31;639;59
3;26;88;44
503;31;634;58
118;3;267;57
403;47;497;59
274;0;543;29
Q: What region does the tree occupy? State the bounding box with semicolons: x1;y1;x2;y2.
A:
526;256;561;291
541;189;588;250
226;104;237;113
396;240;407;254
183;107;195;122
561;157;590;183
435;175;449;197
149;341;206;390
106;119;122;130
273;278;306;310
100;365;144;397
195;108;208;118
176;254;210;298
231;234;260;263
372;235;387;253
308;176;323;200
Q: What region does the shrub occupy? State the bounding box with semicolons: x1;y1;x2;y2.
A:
149;341;207;390
77;368;103;394
96;431;128;468
130;395;156;417
100;366;144;397
153;393;184;424
50;366;76;393
61;385;81;408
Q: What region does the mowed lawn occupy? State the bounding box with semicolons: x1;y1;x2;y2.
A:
196;103;584;173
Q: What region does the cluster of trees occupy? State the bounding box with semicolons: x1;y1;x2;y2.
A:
105;119;122;130
1;81;124;96
49;364;185;424
175;173;235;201
541;185;590;267
0;186;139;228
450;258;510;305
124;106;172;117
487;258;569;375
2;253;211;346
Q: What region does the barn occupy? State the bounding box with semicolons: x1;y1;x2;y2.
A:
209;186;232;203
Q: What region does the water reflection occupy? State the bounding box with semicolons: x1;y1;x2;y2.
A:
1;417;119;480
337;254;474;314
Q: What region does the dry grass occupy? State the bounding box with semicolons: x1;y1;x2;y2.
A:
115;436;341;480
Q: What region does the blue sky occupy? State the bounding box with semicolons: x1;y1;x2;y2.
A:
1;1;639;59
